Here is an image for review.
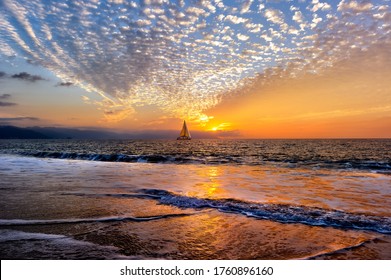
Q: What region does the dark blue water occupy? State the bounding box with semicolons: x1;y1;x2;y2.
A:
1;139;390;171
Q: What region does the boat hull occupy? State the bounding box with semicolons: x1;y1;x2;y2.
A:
177;136;191;140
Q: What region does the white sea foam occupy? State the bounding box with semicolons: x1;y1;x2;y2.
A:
0;229;65;242
0;229;135;259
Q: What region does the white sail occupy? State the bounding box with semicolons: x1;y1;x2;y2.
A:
177;120;191;140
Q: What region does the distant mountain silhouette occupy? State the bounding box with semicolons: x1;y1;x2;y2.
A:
0;126;125;139
0;126;51;139
29;127;121;139
0;125;176;139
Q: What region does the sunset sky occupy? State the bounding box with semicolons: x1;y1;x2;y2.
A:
0;0;390;138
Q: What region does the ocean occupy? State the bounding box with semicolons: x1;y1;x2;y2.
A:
0;139;390;259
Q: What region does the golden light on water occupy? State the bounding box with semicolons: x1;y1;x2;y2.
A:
205;166;222;197
188;166;224;198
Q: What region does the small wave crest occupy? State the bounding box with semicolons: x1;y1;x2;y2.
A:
140;189;391;234
13;151;391;171
303;238;378;260
19;151;178;163
0;213;192;226
17;151;212;165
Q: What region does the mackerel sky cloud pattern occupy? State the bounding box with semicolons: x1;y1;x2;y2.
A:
0;0;390;121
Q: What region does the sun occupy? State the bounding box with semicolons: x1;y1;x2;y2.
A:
208;123;232;132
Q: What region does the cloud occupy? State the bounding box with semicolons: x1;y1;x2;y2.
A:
0;117;39;121
11;72;45;82
337;0;374;13
0;101;17;107
0;94;12;99
311;1;331;12
292;10;304;23
264;8;285;25
0;94;17;106
225;15;248;24
56;81;74;87
237;34;250;41
0;71;6;78
310;14;323;29
0;0;389;124
102;107;135;123
241;0;254;14
186;6;206;16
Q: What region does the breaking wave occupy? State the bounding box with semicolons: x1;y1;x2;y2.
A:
11;150;391;172
138;189;391;234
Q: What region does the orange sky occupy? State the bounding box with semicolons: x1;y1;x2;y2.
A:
1;42;390;138
202;44;391;138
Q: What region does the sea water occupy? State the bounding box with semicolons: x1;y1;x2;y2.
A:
0;139;390;259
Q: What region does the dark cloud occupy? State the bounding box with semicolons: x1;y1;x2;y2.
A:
56;81;74;87
0;101;17;107
11;72;45;82
0;94;12;99
0;94;17;106
0;71;6;78
0;117;40;121
26;59;40;65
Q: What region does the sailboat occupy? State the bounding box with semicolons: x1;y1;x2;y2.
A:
177;120;191;140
